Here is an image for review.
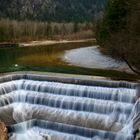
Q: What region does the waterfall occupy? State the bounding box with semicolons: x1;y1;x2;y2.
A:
0;73;139;140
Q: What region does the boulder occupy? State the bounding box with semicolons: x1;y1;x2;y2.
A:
0;121;8;140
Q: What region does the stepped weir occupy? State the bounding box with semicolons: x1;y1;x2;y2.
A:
0;72;139;140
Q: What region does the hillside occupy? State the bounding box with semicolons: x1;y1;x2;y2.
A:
0;0;107;22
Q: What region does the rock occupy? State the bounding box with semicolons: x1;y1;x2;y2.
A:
0;121;8;140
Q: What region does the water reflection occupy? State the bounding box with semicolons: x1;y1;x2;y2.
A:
0;42;94;68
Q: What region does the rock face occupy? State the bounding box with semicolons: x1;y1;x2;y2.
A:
0;121;8;140
136;132;140;140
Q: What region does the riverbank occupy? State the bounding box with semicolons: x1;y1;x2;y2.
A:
0;39;96;48
20;39;96;47
0;43;19;48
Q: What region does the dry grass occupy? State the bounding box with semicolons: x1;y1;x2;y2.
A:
54;30;94;40
0;19;95;42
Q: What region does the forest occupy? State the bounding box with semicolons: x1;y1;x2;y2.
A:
0;0;107;22
96;0;140;74
0;0;107;42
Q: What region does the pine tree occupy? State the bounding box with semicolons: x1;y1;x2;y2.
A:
96;0;140;74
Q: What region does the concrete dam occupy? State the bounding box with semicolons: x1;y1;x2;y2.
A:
0;72;139;140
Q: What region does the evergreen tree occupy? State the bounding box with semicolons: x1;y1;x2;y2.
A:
0;0;107;22
96;0;140;74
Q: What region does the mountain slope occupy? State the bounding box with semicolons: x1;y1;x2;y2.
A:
0;0;107;22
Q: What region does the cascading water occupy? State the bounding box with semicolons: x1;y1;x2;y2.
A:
0;73;139;140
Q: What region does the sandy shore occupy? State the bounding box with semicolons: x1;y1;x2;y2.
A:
20;39;96;47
